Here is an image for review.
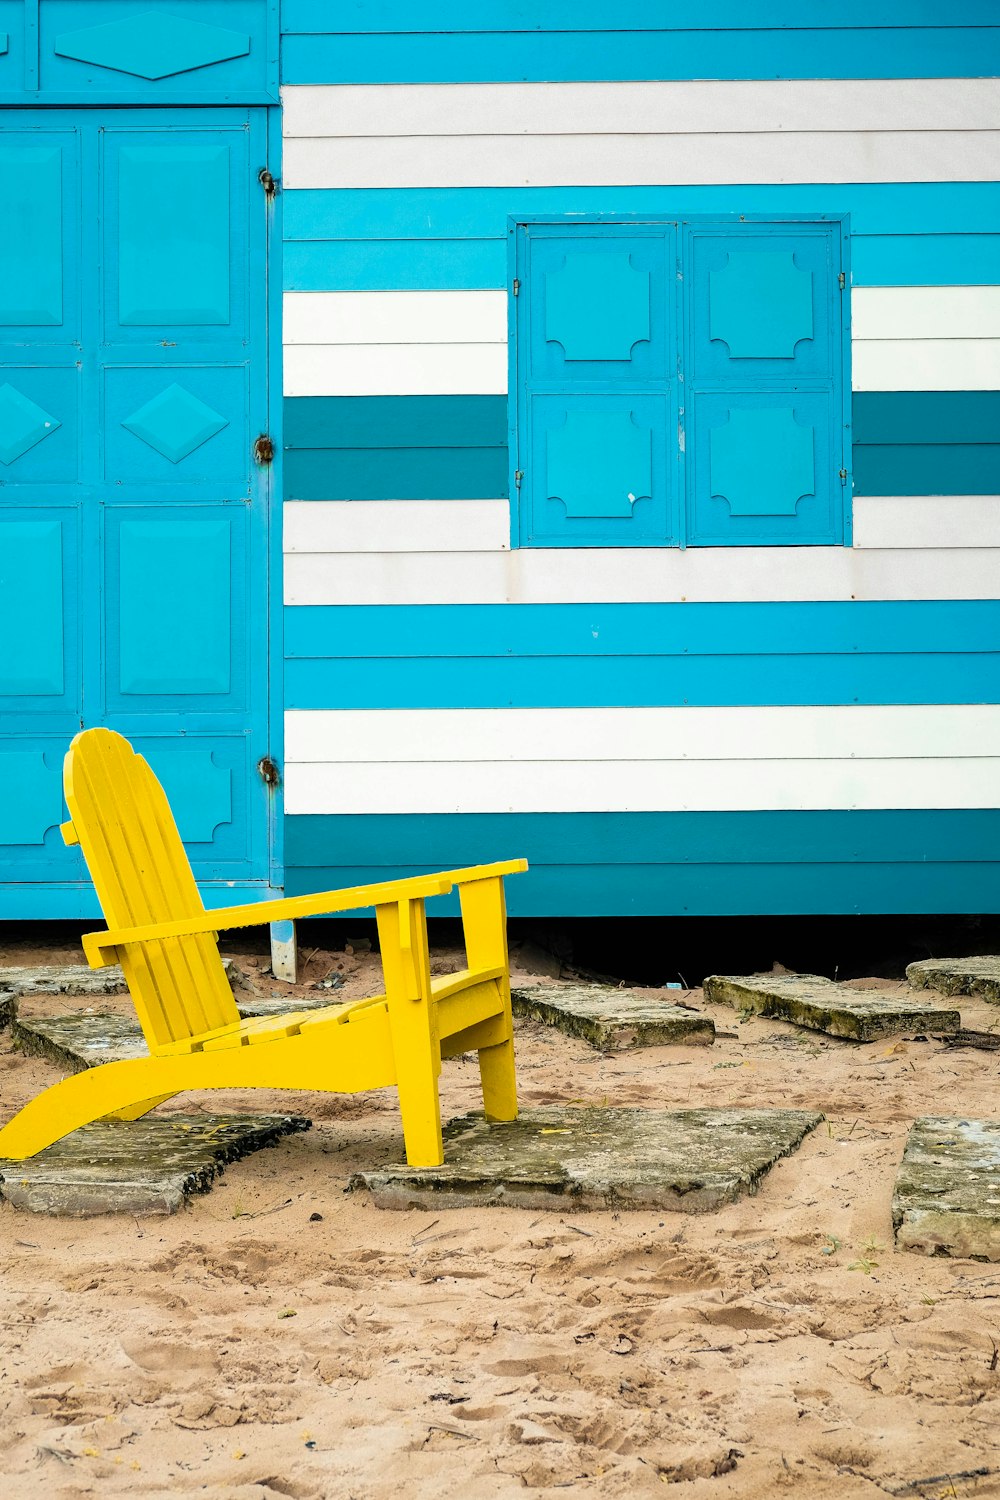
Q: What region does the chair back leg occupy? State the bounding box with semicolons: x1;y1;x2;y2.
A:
376;895;444;1168
460;877;519;1123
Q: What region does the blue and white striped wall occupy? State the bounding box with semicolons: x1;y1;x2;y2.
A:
275;16;1000;915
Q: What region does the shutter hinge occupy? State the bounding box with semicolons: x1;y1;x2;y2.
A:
839;468;848;484
254;434;276;465
838;271;846;290
258;167;278;198
512;278;520;297
514;470;524;488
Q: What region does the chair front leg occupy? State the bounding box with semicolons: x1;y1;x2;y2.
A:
376;895;443;1168
459;876;518;1123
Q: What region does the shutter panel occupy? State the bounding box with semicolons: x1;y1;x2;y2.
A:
685;222;845;546
517;225;679;547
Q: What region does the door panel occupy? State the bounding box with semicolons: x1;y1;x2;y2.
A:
0;108;270;901
684;221;844;546
105;506;247;706
517;225;680;547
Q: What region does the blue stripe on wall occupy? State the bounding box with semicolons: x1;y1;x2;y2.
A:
853;447;1000;497
285;447;508;501
284;237;1000;293
286;809;1000;867
852;394;1000;498
284;395;999;501
285;601;1000;660
285;395;507;449
282;810;1000;915
853;393;1000;446
280;29;1000;84
286;661;1000;712
285;185;1000;242
283;3;1000;33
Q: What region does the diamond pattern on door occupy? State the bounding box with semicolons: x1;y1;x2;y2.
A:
54;14;251;81
122;382;228;462
0;384;61;464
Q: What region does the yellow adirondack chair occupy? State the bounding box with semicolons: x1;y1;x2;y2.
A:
0;729;527;1168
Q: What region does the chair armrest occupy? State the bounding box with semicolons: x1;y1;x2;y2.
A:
436;859;528;885
82;872;456;967
82;860;529;969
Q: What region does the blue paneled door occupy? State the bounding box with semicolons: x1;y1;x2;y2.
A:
0;109;272;908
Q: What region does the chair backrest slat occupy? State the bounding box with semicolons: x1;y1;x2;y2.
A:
64;729;239;1049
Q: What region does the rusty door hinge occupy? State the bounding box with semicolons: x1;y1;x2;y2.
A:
258;167;278;198
257;756;280;787
253;433;275;465
512;278;520;296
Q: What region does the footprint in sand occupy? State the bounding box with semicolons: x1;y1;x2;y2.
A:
119;1335;220;1378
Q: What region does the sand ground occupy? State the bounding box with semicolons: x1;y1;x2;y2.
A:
2;935;1000;1499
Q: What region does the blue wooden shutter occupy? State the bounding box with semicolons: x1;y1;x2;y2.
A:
516;225;679;547
684;221;846;546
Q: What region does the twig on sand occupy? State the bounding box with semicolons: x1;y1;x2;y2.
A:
36;1446;74;1465
887;1467;995;1496
938;1030;1000;1052
232;1196;293;1219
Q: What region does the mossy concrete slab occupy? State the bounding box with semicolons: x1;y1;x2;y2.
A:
12;1012;149;1070
906;957;1000;1005
13;994;346;1072
511;983;715;1050
0;958;246;1000
703;972;960;1042
350;1105;823;1214
0;992;15;1031
893;1117;1000;1261
237;992;346;1020
0;1113;310;1217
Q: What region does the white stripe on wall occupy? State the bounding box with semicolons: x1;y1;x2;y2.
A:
284;545;1000;606
285;758;1000;816
282;289;1000;396
282;80;1000;139
284;500;512;553
287;706;1000;765
284;343;507;397
852;287;1000;342
283;291;507;346
283;132;1000;190
852;497;1000;551
285;498;1000;556
852;339;1000;392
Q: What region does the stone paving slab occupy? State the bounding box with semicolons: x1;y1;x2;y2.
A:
0;1113;310;1216
893;1116;1000;1261
906;956;1000;1005
703;972;960;1042
12;994;347;1072
511;983;715;1050
0;959;246;1000
350;1105;824;1214
0;993;14;1032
